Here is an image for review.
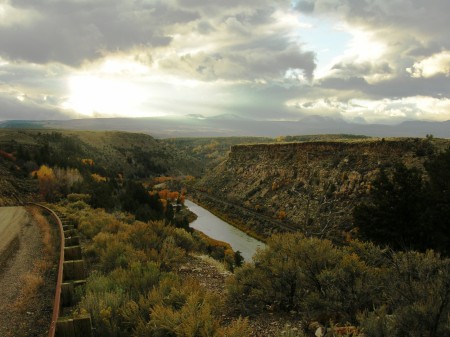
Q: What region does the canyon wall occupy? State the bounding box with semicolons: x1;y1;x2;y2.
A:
195;138;441;240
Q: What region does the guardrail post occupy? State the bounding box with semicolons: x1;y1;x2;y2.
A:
63;260;86;281
29;203;92;337
56;315;92;337
64;246;82;261
65;236;80;247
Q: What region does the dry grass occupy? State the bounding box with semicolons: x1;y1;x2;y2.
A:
12;207;56;311
13;273;45;311
27;207;53;257
196;254;229;274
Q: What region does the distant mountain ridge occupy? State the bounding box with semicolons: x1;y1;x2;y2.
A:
1;116;449;138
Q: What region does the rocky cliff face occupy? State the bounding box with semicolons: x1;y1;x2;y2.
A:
196;138;442;240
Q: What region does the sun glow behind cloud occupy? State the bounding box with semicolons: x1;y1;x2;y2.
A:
63;56;162;118
63;74;152;117
62;55;226;118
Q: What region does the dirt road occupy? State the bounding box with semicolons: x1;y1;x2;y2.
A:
0;207;52;337
0;207;29;266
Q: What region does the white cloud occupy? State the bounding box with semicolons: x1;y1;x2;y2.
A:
288;95;450;123
407;51;450;78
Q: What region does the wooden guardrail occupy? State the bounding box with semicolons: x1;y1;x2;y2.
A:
29;203;92;337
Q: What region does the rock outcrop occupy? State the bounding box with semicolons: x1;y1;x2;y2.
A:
195;138;444;240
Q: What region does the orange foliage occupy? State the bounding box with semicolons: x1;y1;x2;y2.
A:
153;176;175;184
160;199;168;213
179;195;185;205
169;191;179;201
81;158;95;166
158;189;170;200
91;173;107;182
277;210;287;220
0;150;15;161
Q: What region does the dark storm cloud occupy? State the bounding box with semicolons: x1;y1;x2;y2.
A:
295;1;315;13
368;75;450;99
318;73;450;100
159;2;317;82
160;45;316;82
0;0;198;65
331;61;393;79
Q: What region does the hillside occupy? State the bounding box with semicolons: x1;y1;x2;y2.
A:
0;158;37;206
195;137;448;240
0;129;203;179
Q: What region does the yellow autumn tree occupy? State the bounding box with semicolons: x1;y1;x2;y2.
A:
35;165;58;201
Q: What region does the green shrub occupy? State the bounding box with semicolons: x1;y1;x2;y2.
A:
79;288;131;337
228;233;450;332
78;208;120;238
158;237;186;271
67;193;91;203
110;261;162;298
368;250;450;337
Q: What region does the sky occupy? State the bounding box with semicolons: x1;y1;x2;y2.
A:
0;0;449;124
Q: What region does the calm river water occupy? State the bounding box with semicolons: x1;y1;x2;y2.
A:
185;199;265;262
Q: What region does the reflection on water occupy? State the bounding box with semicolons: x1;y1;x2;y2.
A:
185;199;265;262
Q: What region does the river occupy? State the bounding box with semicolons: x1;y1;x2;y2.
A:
185;200;265;262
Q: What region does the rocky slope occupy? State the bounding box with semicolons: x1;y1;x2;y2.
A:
195;138;447;240
0;160;37;206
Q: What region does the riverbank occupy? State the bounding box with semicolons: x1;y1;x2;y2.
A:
185;199;264;262
187;195;267;242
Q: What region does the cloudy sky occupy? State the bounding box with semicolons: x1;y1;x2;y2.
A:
0;0;449;124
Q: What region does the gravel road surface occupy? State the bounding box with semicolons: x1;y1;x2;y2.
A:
0;207;29;266
0;206;52;337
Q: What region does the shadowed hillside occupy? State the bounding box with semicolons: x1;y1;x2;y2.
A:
195;137;448;240
0;129;203;179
